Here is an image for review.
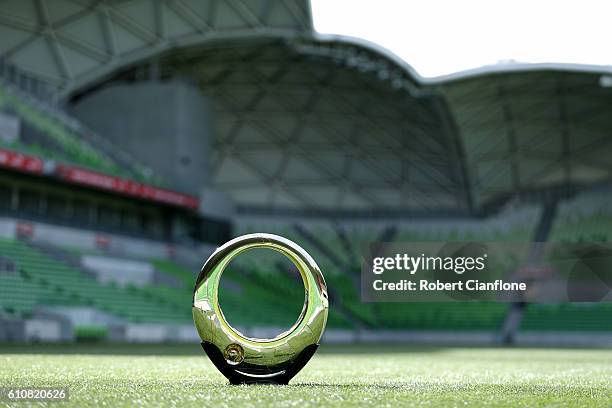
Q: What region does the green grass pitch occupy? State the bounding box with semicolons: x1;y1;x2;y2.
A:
0;344;610;407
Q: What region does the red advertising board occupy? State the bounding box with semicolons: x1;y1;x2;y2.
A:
16;221;35;239
56;164;200;210
0;148;44;174
0;147;199;210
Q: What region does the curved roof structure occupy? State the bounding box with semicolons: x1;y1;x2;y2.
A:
439;69;612;208
0;0;312;94
1;0;611;214
152;37;471;212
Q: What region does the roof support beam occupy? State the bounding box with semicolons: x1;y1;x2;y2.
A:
557;78;572;184
35;0;72;80
499;84;521;192
431;92;474;211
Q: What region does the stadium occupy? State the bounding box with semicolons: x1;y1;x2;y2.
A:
0;0;610;406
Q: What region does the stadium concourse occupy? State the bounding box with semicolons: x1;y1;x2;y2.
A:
0;0;610;345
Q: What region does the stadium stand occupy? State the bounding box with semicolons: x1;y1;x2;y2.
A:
372;303;509;331
0;0;609;347
232;199;610;334
0;272;48;317
0;238;189;324
549;187;612;243
0;79;165;186
222;249;354;329
2;196;596;338
147;259;292;328
521;303;612;332
0;235;353;332
518;188;612;333
0;197;610;339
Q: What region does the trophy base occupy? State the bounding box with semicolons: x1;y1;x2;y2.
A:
201;341;319;385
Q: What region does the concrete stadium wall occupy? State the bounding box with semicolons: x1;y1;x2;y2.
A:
81;256;155;287
104;327;612;346
70;80;212;195
0;314;69;342
24;319;62;342
121;326;361;344
515;332;612;347
234;202;542;237
123;324;199;343
0;111;20;143
0;315;24;341
0;216;215;262
42;307;123;327
3;313;610;346
199;187;235;220
0;218;16;239
29;219;171;258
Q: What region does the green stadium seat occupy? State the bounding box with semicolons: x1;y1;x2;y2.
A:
0;83;166;186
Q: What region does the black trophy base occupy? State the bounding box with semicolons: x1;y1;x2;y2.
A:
201;341;319;385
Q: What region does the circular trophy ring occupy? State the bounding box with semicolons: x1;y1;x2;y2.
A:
192;233;329;384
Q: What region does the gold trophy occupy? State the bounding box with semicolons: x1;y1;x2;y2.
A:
193;233;329;384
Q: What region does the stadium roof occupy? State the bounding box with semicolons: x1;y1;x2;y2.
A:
0;0;312;93
1;0;612;214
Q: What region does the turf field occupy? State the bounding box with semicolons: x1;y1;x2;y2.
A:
0;344;610;407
